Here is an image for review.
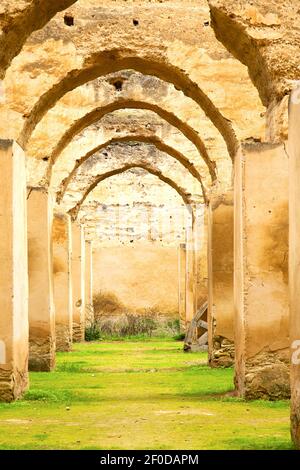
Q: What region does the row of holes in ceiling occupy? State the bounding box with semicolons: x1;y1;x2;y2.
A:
64;15;140;27
63;16;210;28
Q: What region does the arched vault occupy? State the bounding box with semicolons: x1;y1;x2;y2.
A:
68;163;194;222
18;51;240;161
49;99;217;181
55;135;207;203
58;143;202;214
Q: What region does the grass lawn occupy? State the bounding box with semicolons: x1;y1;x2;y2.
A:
0;339;293;450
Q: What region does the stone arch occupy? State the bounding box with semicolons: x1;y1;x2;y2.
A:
58;144;202;215
18;51;240;161
0;0;77;78
67;162;194;221
49;99;217;181
55;135;207;203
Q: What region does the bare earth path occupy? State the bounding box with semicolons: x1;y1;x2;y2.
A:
0;340;292;449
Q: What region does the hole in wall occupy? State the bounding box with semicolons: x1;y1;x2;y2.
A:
108;77;127;92
113;80;123;91
64;15;74;26
203;20;210;26
133;19;139;26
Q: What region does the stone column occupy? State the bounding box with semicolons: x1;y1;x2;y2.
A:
234;143;289;399
27;188;55;371
53;213;72;352
288;90;300;448
194;204;208;312
178;243;186;332
207;191;234;368
185;205;207;320
185;216;195;326
71;222;85;342
85;240;94;328
0;140;29;401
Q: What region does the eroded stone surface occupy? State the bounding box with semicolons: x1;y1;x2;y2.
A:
29;330;56;372
0;368;29;402
56;325;72;352
242;351;290;400
210;335;234;368
209;0;300;105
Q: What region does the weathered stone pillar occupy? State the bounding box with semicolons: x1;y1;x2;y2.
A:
288;91;300;448
207;191;234;368
85;240;94;328
178;243;186;332
184;204;207;347
234;143;289;399
53;213;72;352
185;218;195;326
27;188;55;371
186;204;209;351
0;140;29;401
71;222;85;342
194;204;208;312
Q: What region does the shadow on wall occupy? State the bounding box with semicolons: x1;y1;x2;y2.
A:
92;290;180;338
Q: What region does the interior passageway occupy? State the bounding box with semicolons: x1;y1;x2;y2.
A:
0;0;299;451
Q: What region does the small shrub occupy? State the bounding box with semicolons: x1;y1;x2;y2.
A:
92;292;181;339
95;312;181;339
96;313;157;338
173;333;186;341
85;323;101;341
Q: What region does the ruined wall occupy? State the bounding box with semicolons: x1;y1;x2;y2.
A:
84;158;191;321
93;242;179;318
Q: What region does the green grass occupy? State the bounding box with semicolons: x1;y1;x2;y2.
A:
0;339;293;450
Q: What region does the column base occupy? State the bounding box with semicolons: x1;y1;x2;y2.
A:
29;334;56;371
56;325;72;352
0;368;28;402
209;336;235;368
235;350;290;400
